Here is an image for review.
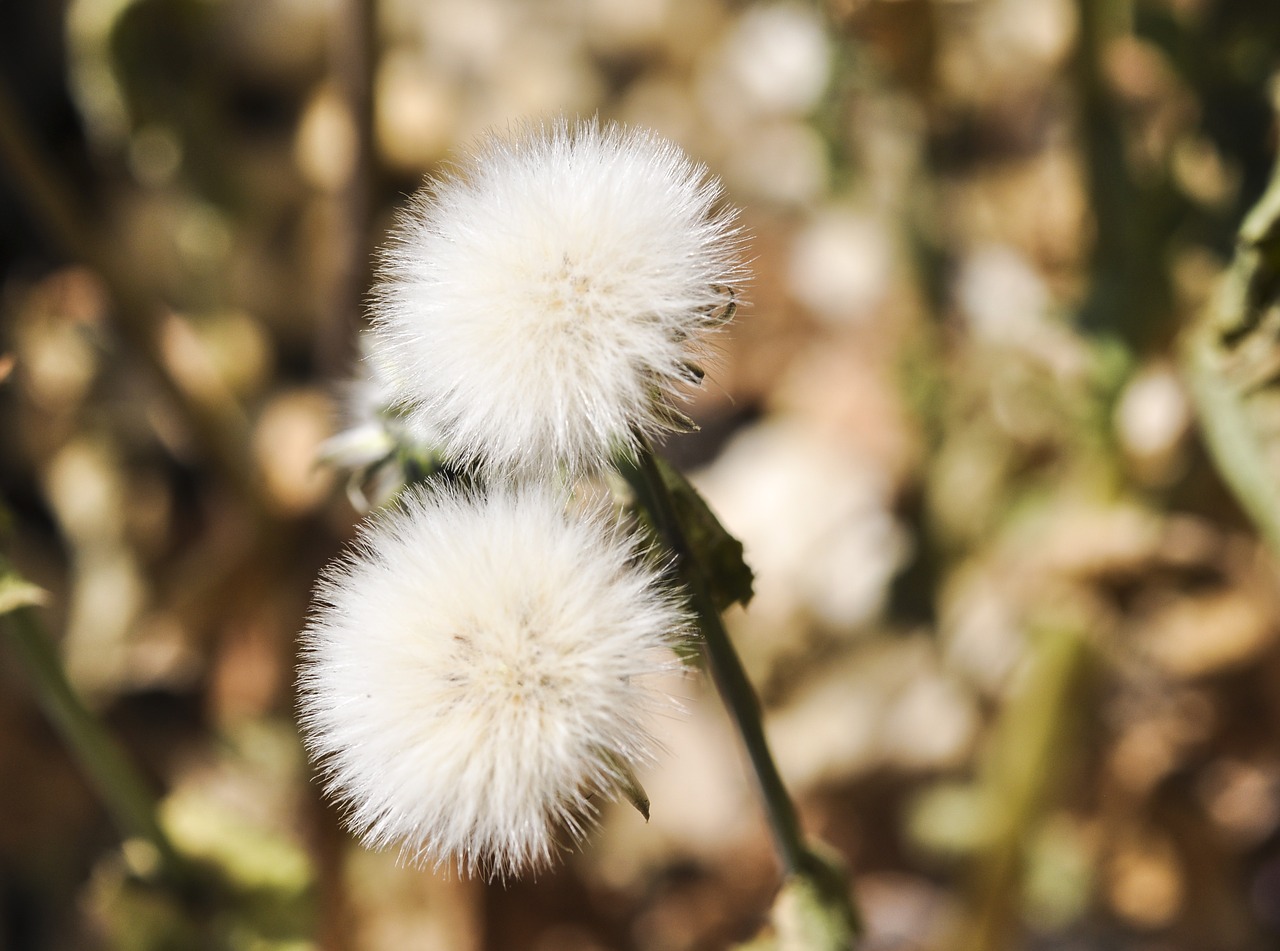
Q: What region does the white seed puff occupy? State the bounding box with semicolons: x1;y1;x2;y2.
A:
297;482;685;878
369;118;743;476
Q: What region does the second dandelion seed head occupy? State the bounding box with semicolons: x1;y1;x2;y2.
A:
298;483;686;879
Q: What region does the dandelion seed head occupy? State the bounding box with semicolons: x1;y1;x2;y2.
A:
369;118;744;476
297;482;684;878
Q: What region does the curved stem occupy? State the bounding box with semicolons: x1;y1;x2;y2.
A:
622;445;803;875
627;445;808;874
624;444;862;946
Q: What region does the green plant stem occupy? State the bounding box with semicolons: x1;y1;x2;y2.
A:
1073;0;1175;351
1;606;183;881
960;624;1088;951
627;445;807;874
626;445;862;946
319;0;379;379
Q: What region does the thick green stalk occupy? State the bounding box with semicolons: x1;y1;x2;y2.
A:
959;624;1089;951
2;605;184;881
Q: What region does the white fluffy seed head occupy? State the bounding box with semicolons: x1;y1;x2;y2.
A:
297;482;685;879
368;117;744;477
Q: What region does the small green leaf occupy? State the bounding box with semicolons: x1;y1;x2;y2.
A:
652;455;754;612
0;573;47;616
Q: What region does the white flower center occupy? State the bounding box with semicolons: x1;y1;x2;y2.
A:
537;253;608;327
445;628;570;711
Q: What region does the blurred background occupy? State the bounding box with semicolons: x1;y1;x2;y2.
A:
3;0;1280;948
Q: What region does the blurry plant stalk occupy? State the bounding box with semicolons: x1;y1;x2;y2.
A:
619;440;862;950
0;559;187;887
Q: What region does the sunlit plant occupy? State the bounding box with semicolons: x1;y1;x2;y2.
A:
299;118;860;947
